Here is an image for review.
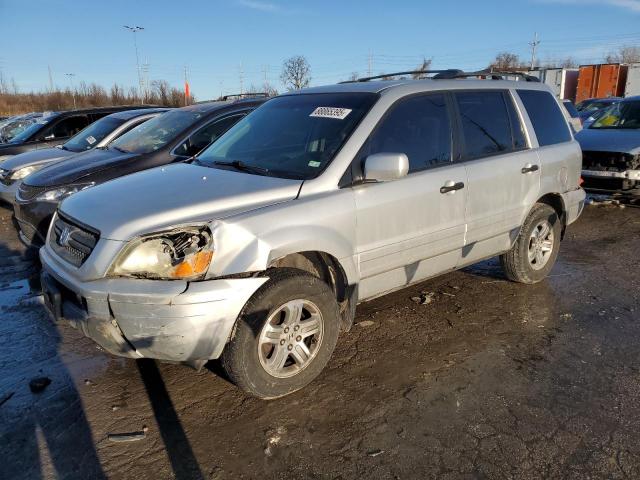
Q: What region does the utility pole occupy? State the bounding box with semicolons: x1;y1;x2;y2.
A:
65;73;76;109
367;50;373;77
529;32;540;70
141;60;150;99
48;65;54;91
239;62;244;95
123;25;145;104
262;64;269;92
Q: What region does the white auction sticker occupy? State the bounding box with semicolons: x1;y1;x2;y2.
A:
310;107;352;120
86;135;96;145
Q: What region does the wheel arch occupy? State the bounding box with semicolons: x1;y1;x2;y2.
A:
268;250;357;331
535;192;568;238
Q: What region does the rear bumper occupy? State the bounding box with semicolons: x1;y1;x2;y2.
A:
40;246;268;362
561;187;586;226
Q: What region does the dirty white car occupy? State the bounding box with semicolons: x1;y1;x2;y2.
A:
40;70;586;399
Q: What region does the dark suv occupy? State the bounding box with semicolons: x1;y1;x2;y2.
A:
0;106;153;161
14;97;266;245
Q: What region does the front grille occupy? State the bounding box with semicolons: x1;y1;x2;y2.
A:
49;213;99;267
582;151;640;172
17;183;47;201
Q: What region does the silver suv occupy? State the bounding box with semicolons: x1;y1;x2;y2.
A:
39;70;586;399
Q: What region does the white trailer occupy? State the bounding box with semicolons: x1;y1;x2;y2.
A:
624;63;640;97
528;68;579;101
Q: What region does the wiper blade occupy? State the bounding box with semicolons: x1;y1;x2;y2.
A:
213;160;270;175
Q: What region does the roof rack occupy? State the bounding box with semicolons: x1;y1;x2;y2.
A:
342;68;539;83
219;92;270;101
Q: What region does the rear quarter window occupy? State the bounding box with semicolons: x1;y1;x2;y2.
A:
517;90;572;147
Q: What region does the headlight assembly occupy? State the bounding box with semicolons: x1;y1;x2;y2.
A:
10;165;41;180
35;182;95;202
110;226;214;281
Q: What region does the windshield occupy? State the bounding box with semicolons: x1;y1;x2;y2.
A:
62;116;125;152
590;101;640;129
197;93;378;179
109;110;201;154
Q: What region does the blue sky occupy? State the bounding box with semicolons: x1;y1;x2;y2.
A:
1;0;640;100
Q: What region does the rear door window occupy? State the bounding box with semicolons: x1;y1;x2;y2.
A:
455;91;513;159
363;93;452;173
517;90;572;146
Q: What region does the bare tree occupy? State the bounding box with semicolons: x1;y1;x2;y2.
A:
559;57;578;68
412;57;433;78
280;55;311;91
490;52;522;71
605;46;640;64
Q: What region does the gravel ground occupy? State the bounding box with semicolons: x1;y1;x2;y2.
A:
0;200;639;480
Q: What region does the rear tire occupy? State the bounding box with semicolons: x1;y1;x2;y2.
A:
220;268;340;399
500;203;561;284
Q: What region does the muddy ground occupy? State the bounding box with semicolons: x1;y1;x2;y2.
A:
0;200;639;480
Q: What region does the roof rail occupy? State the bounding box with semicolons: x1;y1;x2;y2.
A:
341;68;539;83
341;70;461;83
219;92;270;101
435;69;540;82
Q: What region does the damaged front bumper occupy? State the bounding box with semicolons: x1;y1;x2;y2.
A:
582;169;640;181
40;246;268;362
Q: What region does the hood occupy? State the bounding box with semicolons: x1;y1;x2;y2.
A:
60;163;302;241
24;148;134;187
0;147;74;172
576;128;640;155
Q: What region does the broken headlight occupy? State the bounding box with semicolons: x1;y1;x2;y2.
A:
111;226;214;281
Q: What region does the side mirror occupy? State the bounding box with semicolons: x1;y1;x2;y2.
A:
364;153;409;182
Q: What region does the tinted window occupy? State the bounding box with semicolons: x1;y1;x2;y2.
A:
517;90;571;146
197;93;378;180
44;115;90;139
174;113;245;157
364;93;452;172
455;91;512;159
505;94;528;150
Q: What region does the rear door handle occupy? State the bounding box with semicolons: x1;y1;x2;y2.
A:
521;164;540;174
440;181;465;194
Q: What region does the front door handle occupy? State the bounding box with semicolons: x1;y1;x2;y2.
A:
440;181;465;194
522;164;540;174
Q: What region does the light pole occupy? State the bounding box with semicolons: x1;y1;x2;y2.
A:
65;73;76;109
124;25;145;104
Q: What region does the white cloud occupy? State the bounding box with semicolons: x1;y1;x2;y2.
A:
237;0;280;12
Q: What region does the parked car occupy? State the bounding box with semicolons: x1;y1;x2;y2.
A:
0;112;47;145
38;72;585;399
14;98;265;245
0;108;169;205
576;96;640;194
0;106;152;163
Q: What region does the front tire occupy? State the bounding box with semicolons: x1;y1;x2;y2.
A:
500;203;561;284
220;268;340;399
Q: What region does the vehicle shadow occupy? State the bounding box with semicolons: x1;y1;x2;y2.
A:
0;241;107;479
137;359;205;480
